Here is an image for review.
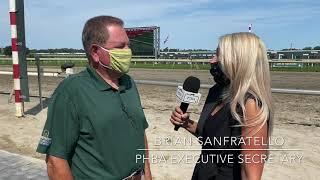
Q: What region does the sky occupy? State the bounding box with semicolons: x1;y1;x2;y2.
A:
0;0;319;50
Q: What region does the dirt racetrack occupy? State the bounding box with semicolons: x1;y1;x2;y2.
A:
0;68;319;179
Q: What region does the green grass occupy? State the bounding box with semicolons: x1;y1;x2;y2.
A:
0;59;88;67
1;59;320;72
131;62;211;70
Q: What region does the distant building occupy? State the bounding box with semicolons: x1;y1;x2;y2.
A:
159;50;320;59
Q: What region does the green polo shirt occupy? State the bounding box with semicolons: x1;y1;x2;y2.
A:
37;66;148;179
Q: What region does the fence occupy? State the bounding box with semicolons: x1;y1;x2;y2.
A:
1;57;320;69
1;71;320;96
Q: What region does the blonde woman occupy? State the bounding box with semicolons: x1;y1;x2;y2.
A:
170;32;273;180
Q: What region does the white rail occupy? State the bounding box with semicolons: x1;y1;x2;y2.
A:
135;80;320;95
0;71;61;77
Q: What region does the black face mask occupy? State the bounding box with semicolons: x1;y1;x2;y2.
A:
210;62;230;86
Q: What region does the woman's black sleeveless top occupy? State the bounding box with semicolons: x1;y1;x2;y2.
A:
192;85;244;180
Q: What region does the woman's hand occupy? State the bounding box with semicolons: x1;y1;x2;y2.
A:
170;106;190;128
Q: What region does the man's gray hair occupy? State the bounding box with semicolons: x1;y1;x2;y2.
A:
82;15;124;58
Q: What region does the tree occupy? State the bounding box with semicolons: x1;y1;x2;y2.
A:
303;47;312;50
3;46;30;56
314;46;320;50
26;47;30;55
4;46;12;56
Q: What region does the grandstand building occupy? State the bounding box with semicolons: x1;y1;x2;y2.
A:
159;50;320;59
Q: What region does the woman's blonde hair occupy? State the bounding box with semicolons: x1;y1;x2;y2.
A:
218;32;273;134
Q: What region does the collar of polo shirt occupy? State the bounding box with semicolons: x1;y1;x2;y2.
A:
87;65;131;91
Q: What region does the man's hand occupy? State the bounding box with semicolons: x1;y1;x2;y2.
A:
46;155;73;180
144;134;152;180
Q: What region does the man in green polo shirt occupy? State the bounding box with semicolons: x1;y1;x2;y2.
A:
36;15;151;180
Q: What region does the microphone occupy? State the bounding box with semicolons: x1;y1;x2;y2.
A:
174;76;201;131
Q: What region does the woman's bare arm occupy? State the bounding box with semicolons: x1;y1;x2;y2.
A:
241;99;269;180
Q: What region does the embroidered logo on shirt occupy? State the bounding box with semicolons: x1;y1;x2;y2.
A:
39;130;51;146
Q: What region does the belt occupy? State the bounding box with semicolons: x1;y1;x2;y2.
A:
123;169;144;180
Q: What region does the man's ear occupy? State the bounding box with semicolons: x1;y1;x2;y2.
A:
90;45;99;64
